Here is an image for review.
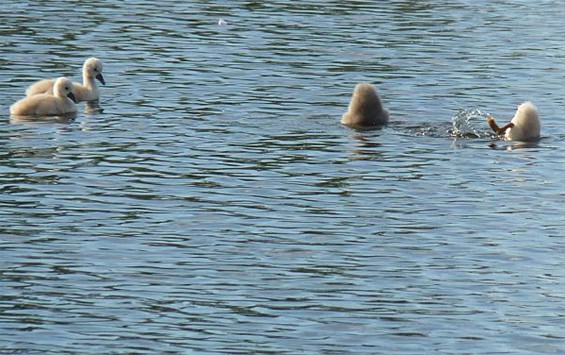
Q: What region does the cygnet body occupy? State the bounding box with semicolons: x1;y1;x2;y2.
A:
26;57;105;102
488;101;540;142
11;77;77;116
341;83;389;128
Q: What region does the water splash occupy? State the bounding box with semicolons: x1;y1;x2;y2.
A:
451;108;494;138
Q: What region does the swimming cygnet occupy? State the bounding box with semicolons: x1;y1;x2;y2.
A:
11;77;77;116
26;57;105;102
341;83;389;128
487;101;540;141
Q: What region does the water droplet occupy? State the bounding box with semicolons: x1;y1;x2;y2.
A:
451;108;494;138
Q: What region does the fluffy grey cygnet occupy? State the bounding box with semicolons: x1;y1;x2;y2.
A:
487;101;541;142
11;77;77;116
26;57;105;102
341;83;389;128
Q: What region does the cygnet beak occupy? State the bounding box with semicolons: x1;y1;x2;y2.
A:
96;73;106;85
67;92;77;103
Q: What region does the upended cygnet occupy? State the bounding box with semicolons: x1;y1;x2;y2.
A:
487;101;541;141
341;83;389;128
26;57;105;102
11;77;77;116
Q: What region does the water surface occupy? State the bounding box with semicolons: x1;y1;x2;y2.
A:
1;1;564;353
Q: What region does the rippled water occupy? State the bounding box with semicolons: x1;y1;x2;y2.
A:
1;1;564;353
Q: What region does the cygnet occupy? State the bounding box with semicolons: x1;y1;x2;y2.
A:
11;77;77;116
487;101;540;141
26;57;105;102
341;83;389;128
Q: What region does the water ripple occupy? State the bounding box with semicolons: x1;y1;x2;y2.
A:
1;0;564;354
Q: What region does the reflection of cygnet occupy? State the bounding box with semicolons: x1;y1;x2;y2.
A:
341;83;389;128
11;77;77;116
26;57;105;102
487;101;540;141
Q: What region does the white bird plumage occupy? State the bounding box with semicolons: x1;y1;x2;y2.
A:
26;57;105;102
11;77;77;116
488;101;541;141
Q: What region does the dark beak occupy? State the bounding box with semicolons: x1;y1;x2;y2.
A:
67;92;77;103
96;73;106;85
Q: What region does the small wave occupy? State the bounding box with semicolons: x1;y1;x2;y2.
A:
451;108;496;139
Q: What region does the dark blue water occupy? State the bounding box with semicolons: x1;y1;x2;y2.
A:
1;1;564;353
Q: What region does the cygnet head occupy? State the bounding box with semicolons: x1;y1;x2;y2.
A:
341;83;389;128
54;77;77;103
507;101;540;141
84;57;105;85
